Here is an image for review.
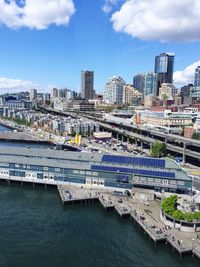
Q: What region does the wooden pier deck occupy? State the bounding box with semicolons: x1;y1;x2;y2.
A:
99;194;115;210
58;185;99;204
166;236;192;256
193;245;200;259
57;185;200;260
131;211;167;243
115;204;131;217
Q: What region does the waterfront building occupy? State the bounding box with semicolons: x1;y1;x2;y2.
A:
194;66;200;87
103;76;126;104
81;71;94;100
0;147;192;195
155;53;174;95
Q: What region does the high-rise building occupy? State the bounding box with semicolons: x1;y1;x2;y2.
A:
122;84;143;105
180;84;193;98
133;72;157;96
44;93;51;102
143;72;157;96
51;88;59;99
30;88;37;101
194;66;200;87
191;86;200;98
81;71;94;100
159;83;176;99
103;76;126;104
133;74;144;94
155;52;174;95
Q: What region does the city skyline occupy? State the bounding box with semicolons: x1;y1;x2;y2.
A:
0;0;200;93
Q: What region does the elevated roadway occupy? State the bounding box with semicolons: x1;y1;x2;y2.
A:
98;121;200;164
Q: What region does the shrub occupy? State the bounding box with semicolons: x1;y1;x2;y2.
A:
162;195;200;222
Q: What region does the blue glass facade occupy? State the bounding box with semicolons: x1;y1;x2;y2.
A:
155;53;174;95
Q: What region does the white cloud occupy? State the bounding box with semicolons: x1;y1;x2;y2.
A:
111;0;200;42
173;60;200;85
102;0;120;14
0;77;37;93
0;0;75;30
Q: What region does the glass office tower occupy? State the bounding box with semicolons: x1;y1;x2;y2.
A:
155;53;174;95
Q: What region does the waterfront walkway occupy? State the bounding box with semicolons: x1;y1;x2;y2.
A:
57;185;200;260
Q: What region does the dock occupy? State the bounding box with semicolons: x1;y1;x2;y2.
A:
131;211;167;243
58;185;99;204
193;245;200;259
167;235;192;256
57;185;200;260
98;194;115;210
115;204;131;217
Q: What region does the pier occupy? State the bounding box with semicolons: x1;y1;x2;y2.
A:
115;204;131;217
99;194;115;210
58;185;99;204
131;211;167;243
0;172;200;261
57;185;200;260
0;131;48;143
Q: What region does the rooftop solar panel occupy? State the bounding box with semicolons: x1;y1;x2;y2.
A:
91;165;175;178
102;155;165;168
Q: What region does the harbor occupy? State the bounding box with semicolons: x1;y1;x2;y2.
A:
57;184;200;260
0;124;200;264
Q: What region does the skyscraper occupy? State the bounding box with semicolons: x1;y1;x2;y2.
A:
133;74;144;94
154;52;174;95
51;88;59;99
143;72;157;96
103;76;126;104
133;72;157;96
194;66;200;87
30;88;37;101
81;71;94;100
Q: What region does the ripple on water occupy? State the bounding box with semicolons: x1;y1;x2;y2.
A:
0;184;199;267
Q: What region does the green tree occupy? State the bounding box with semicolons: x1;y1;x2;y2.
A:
151;141;165;158
162;93;168;100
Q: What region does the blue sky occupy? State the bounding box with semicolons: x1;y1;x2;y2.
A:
0;0;200;93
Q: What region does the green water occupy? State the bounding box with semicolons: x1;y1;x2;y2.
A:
0;183;199;267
